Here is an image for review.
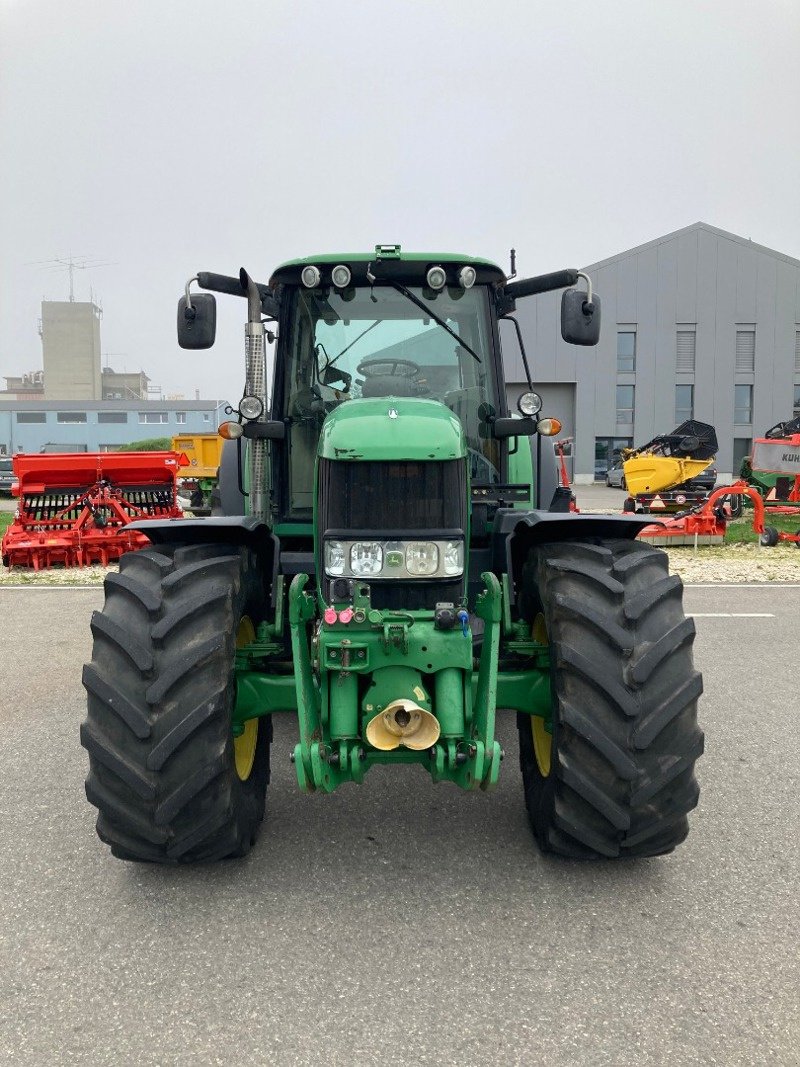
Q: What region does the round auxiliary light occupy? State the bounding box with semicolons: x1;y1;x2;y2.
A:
517;391;543;417
331;264;352;289
218;420;244;440
537;417;562;437
238;395;264;421
301;265;321;288
458;265;477;289
426;265;447;290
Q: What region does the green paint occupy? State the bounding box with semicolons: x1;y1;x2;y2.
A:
507;437;536;508
318;396;466;463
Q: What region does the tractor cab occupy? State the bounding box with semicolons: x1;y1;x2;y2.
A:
269;254;507;519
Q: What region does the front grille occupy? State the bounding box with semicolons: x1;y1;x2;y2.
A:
319;459;466;532
318;458;466;610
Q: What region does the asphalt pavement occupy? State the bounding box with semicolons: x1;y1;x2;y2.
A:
0;584;798;1066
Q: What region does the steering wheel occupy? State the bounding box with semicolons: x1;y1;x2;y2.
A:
356;358;422;379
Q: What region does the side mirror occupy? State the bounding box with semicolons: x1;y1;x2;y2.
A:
177;293;217;349
561;288;601;346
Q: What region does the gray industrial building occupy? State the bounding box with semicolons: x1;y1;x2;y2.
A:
506;222;800;483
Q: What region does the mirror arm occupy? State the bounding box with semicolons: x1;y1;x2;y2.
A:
184;275;199;311
500;314;534;393
576;271;595;313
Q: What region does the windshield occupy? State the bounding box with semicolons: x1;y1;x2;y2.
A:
278;284;501;516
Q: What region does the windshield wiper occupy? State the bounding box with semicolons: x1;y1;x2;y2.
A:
328;319;382;367
388;282;482;363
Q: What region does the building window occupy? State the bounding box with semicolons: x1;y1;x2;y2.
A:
617;331;636;373
616;385;635;424
139;411;169;424
735;328;755;373
733;438;752;477
794;384;800;419
16;412;46;424
734;384;753;424
675;384;694;423
97;412;128;424
795;329;800;373
676;328;696;373
56;411;87;423
594;437;633;480
203;413;211;423
175;412;187;424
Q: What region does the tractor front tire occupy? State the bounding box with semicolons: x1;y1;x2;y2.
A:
81;543;271;863
517;538;703;859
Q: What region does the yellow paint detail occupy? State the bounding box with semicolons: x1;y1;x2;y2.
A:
234;617;258;781
532;716;552;777
531;613;552;777
532;612;548;645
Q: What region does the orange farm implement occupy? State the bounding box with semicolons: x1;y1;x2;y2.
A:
1;451;186;570
638;425;800;547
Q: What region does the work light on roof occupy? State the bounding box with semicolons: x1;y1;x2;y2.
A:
301;265;321;288
331;264;352;289
458;265;477;289
426;265;447;290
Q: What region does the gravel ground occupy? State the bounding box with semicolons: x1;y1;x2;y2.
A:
3;542;800;586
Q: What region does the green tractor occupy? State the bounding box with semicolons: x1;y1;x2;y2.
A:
81;246;703;863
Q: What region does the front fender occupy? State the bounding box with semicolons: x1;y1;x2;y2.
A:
128;516;279;601
491;508;660;606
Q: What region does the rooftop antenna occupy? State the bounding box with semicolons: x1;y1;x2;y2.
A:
508;248;517;279
27;255;117;302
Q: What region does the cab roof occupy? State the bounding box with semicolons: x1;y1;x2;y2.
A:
269;247;507;289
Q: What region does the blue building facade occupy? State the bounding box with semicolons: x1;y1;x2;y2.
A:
0;400;224;455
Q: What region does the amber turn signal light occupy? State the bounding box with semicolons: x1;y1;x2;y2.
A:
536;418;562;436
218;421;244;440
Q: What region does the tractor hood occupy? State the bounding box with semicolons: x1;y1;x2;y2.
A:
318;397;466;462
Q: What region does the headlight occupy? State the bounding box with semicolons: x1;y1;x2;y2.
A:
405;542;439;576
238;395;264;420
426;265;447;290
458;265;476;289
350;542;383;576
301;265;321;288
443;540;463;575
325;541;345;575
517;391;542;417
323;538;464;579
331;264;351;288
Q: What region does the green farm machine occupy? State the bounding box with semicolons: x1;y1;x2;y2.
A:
81;247;703;863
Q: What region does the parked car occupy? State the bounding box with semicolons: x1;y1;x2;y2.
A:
605;461;626;489
0;457;14;496
679;464;718;491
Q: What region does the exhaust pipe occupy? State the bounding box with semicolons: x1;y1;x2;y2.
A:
365;699;440;751
240;268;268;521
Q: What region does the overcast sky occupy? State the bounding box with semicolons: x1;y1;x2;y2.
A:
1;0;798;404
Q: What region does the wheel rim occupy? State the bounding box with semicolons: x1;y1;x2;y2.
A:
531;613;552;777
234;617;258;781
